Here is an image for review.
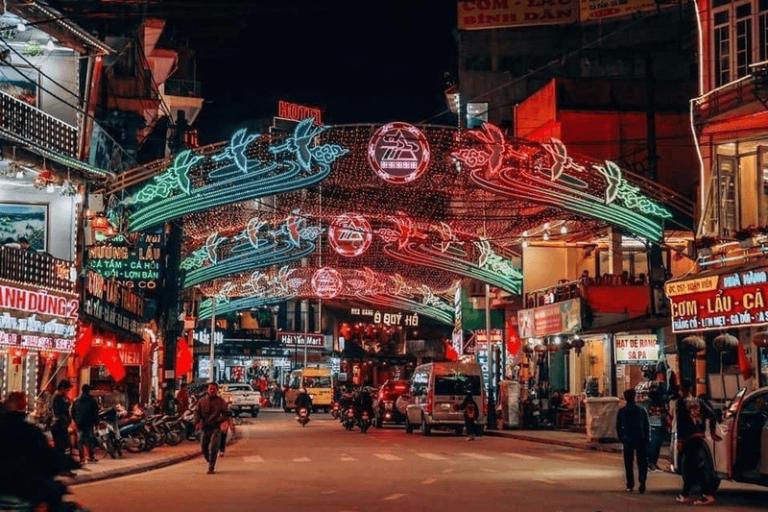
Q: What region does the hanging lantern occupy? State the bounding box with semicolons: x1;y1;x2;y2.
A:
547;342;560;352
713;333;739;351
560;339;572;352
533;343;547;353
752;331;768;348
681;335;706;352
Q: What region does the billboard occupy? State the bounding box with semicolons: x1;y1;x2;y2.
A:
517;298;582;338
666;267;768;333
579;0;682;23
458;0;577;30
614;334;659;365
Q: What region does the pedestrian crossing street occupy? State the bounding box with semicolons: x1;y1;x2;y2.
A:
238;450;590;465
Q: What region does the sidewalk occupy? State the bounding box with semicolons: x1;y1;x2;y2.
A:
486;428;624;453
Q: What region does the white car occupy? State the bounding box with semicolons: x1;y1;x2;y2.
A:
220;383;261;417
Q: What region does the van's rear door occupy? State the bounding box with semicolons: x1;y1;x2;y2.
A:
432;373;482;423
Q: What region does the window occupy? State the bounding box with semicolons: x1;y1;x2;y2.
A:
716;154;739;237
715;10;731;86
736;3;753;77
434;374;482;396
759;0;768;60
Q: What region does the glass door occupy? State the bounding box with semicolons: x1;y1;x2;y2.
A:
716;155;739;237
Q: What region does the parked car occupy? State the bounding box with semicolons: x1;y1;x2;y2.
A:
373;380;409;427
284;367;335;412
671;387;768;489
220;383;261;417
404;362;486;436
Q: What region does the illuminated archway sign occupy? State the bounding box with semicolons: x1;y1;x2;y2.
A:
311;267;344;299
368;122;430;184
328;213;372;257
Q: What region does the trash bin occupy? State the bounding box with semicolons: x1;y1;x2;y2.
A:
585;397;619;442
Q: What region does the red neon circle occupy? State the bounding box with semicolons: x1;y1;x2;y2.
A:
328;213;373;257
311;267;344;299
367;122;431;184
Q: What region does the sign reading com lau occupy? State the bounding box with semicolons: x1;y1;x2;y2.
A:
666;268;768;333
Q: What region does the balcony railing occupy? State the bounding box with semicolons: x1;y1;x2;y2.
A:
164;79;202;98
0;246;76;293
524;273;649;309
0;90;78;158
693;76;755;125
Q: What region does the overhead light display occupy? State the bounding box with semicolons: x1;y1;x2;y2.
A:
328;213;373;257
367;122;431;184
311;267;344;299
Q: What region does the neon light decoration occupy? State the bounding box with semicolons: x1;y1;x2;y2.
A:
357;294;453;326
181;215;318;289
199;295;289;321
126;119;348;232
311;267;344;299
367;122;431;184
328;213;372;257
453;124;672;241
475;239;523;282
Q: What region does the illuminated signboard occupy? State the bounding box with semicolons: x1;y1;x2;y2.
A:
83;270;146;337
349;307;419;327
277;331;325;349
666;267;768;333
328;213;372;257
311;267;344;299
615;334;659;365
87;232;162;290
0;280;78;353
517;298;582;338
277;100;324;125
368;122;431;184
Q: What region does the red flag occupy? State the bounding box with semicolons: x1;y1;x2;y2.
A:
738;343;753;380
176;337;193;376
444;340;459;361
75;324;93;359
98;340;126;382
507;328;522;357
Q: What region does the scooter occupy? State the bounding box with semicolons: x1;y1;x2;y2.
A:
342;408;356;431
296;407;310;427
96;408;122;459
330;401;341;420
358;410;372;434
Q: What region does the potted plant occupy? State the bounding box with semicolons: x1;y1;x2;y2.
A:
696;236;718;257
735;226;756;249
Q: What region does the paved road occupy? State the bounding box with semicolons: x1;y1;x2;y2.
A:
72;412;767;512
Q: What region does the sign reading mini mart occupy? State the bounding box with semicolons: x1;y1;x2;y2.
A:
278;331;325;349
665;267;768;333
614;334;659;365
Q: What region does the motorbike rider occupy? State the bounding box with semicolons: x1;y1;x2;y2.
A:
354;387;374;420
294;388;313;415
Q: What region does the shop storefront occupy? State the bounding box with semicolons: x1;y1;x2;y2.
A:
666;264;768;402
0;247;78;403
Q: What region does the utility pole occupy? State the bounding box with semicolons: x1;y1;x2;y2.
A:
209;298;216;383
485;283;496;429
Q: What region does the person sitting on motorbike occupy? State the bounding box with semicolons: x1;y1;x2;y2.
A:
294;388;313;414
354;387;374;419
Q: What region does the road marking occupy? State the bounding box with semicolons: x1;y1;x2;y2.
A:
320;490;337;495
503;452;539;460
479;468;498;473
534;478;557;485
441;468;454;474
421;478;437;485
243;455;264;463
382;493;406;501
374;453;403;461
340;455;357;462
293;457;312;462
549;453;585;462
416;452;448;461
459;452;494;460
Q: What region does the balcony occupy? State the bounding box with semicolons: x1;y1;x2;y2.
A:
0;90;78;159
164;79;202;98
0;246;76;293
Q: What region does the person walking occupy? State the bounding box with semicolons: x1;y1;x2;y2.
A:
675;379;720;506
50;380;76;476
195;383;229;474
616;389;650;493
646;382;667;472
460;390;480;440
175;383;190;414
71;385;99;463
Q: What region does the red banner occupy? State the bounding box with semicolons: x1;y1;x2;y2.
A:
666;267;768;333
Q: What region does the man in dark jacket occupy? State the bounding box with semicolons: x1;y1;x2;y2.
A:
71;384;99;463
460;391;480;440
195;383;229;474
616;388;650;493
51;380;76;475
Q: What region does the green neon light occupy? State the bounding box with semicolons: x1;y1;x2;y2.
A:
132;151;203;205
180;232;228;271
212;129;260;174
595;161;673;219
475;239;523;280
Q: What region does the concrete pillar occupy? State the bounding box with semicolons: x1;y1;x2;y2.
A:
608;228;623;275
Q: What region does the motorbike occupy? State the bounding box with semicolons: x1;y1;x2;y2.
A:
358;410;372;434
296;407;310;427
342;408;356;431
96;408;122;459
181;407;199;441
330;401;341;420
116;404;150;453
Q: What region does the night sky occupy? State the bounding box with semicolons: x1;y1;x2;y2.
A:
167;1;458;142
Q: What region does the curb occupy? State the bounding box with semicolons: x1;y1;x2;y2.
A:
64;450;200;486
66;432;242;486
485;430;623;453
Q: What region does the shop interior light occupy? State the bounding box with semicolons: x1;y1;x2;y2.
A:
45;182;55;193
15;168;24;179
16;22;26;32
560;224;568;235
46;39;55;52
543;231;550;241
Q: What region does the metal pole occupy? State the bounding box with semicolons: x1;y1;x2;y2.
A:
209;298;216;383
486;283;495;429
303;300;309;368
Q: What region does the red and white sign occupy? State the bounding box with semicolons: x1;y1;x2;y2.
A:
328;213;372;257
0;283;78;319
311;267;344;299
277;100;323;125
0;331;75;353
614;334;659;365
367;122;430;184
666;267;768;333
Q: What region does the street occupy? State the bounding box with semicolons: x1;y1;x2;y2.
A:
72;412;768;512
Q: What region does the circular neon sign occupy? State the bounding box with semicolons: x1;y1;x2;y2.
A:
311;267;344;299
367;122;430;184
328;213;373;257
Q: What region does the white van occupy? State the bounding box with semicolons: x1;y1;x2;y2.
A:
404;362;486;436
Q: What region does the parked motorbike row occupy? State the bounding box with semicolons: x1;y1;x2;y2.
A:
93;400;199;459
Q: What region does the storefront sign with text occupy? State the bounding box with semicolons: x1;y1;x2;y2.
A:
278;332;325;349
350;307;419;327
615;334;658;365
517;298;581;338
666;267;768;332
458;0;577;30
